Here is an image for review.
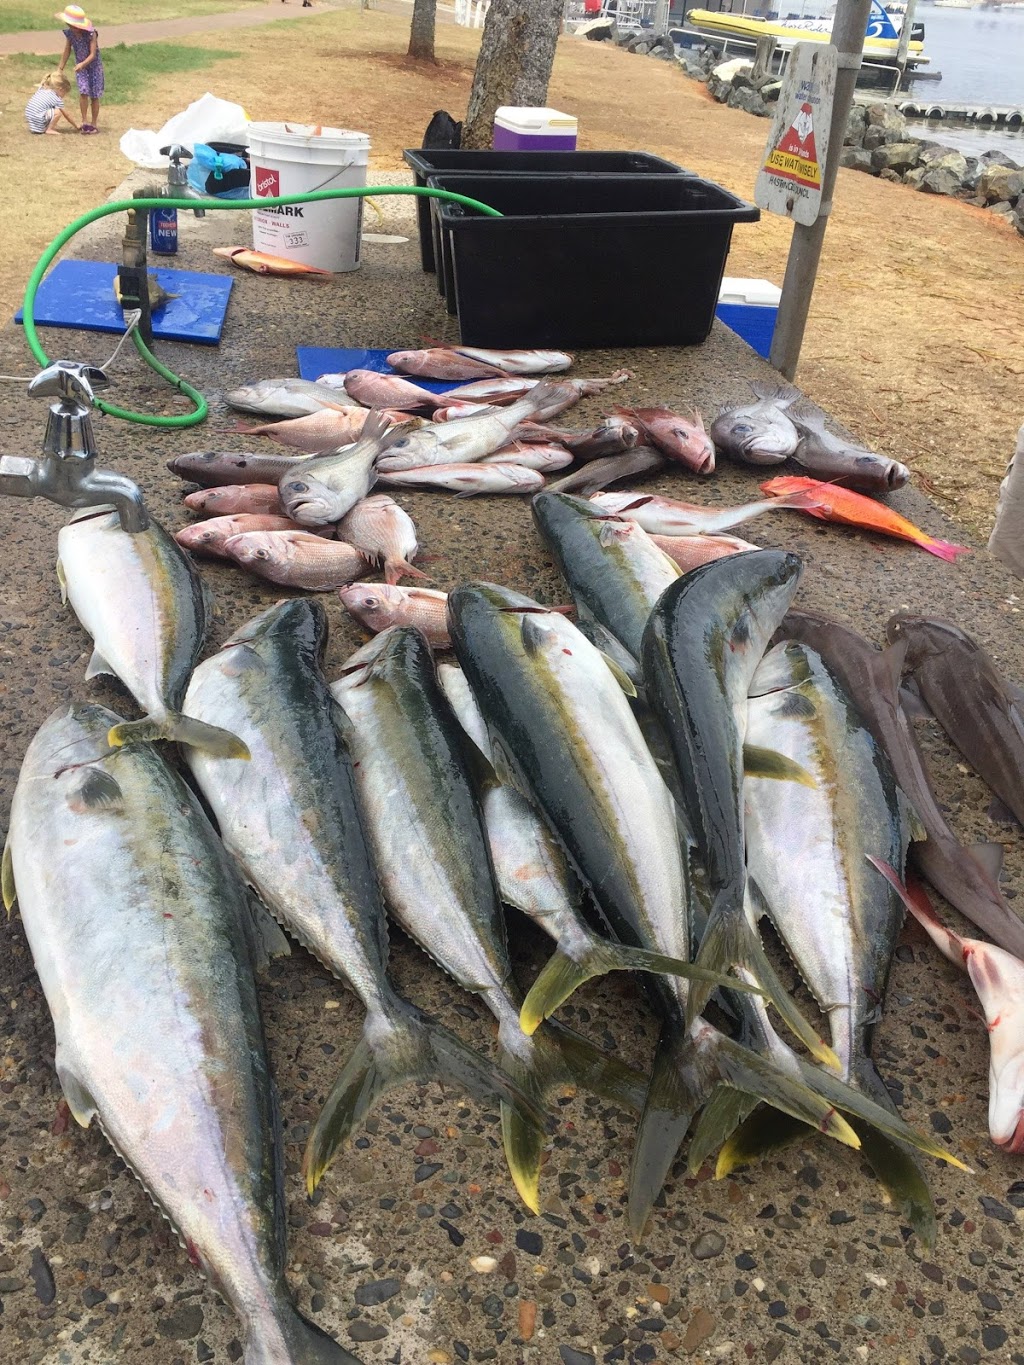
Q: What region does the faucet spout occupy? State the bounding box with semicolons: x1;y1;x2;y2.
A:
0;456;150;533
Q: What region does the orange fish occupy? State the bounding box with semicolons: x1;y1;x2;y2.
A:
213;247;332;277
760;476;969;563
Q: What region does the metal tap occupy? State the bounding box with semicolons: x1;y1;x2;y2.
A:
161;144;206;217
0;362;150;533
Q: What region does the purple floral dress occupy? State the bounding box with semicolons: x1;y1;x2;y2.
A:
64;27;104;99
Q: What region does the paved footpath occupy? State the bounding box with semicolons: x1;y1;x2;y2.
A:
0;0;343;56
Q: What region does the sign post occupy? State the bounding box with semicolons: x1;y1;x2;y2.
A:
757;0;874;379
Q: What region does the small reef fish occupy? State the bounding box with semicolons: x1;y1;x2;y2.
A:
213;246;332;276
223;532;369;591
761;477;969;562
337;584;450;646
614;406;715;474
711;383;801;464
184;484;284;517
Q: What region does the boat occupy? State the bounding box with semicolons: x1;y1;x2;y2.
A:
682;0;930;66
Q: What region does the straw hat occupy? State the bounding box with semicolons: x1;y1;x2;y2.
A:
56;5;94;29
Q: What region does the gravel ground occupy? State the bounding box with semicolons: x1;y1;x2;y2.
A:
0;177;1023;1365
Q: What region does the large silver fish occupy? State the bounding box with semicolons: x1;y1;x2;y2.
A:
532;491;679;665
330;625;652;1214
277;411;399;527
183;600;534;1197
448;585;939;1236
733;640;943;1246
3;703;356;1364
640;549;829;1052
56;508;247;757
225;377;352;419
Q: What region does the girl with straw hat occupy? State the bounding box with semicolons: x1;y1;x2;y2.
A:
56;6;104;135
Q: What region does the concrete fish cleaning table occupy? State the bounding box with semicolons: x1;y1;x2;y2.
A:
0;172;1022;1364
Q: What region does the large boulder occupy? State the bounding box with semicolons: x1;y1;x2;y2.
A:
845;103;868;147
919;165;967;196
871;141;923;173
918;145;968;175
865;102;907;136
1015;207;1024;238
727;84;769;117
980;148;1021;169
706;75;731;102
988;199;1016;222
759;80;783;103
878;168;903;183
840;147;876;174
979;163;1024;205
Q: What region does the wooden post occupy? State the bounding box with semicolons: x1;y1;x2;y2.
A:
751;35;777;83
768;0;873;380
894;0;919;78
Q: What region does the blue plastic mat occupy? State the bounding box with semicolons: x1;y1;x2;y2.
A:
15;260;234;346
296;347;456;393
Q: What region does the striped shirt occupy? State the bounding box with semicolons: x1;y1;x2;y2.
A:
25;88;63;134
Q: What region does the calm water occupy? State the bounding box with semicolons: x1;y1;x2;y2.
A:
903;5;1024;153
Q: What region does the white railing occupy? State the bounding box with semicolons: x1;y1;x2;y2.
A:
565;0;665;31
455;0;490;26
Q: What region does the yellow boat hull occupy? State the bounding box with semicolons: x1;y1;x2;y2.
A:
684;10;925;57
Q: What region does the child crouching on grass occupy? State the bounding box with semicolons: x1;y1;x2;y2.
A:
25;72;79;135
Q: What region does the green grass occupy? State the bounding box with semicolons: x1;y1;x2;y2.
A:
6;41;239;103
0;0;265;35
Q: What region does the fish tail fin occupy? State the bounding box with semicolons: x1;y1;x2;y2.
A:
712;1105;808;1177
920;535;970;563
247;1305;362;1364
384;556;429;585
685;1085;760;1175
628;1026;718;1237
686;896;840;1071
849;1054;938;1250
714;1051;938;1248
498;1018;651;1213
107;712;250;760
519;937;759;1037
303;1003;545;1195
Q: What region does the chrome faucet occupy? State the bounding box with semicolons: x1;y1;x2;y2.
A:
161;144;206;217
0;361;150;533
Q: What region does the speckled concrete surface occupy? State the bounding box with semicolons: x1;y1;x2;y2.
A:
1;173;1023;1365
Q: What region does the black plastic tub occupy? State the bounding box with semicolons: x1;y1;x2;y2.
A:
426;173;706;316
426;173;760;350
402;148;692;272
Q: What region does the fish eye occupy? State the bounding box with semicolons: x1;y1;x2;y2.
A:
732;422;754;435
287;482;307;493
255;548;270;561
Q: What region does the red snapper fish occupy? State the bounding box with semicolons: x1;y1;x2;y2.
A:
341;370;448;413
175;514;328;557
337;494;427;585
338;584;451;647
614;405;715;475
184;484;284;517
213;247;332;277
223;532;368;591
650;532;760;569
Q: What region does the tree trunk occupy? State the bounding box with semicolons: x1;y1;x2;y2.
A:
462;0;564;148
408;0;437;61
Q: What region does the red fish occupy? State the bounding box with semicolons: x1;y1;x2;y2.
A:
760;476;969;562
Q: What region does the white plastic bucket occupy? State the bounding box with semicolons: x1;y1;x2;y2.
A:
247;122;370;273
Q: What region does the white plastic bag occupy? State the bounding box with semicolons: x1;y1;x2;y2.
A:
119;93;250;169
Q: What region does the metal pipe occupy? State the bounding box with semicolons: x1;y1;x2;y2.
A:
768;0;874;380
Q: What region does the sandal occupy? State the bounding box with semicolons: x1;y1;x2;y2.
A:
81;125;98;135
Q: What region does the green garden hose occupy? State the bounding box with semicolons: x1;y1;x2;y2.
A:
20;185;502;429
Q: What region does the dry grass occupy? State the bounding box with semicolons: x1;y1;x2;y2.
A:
1;6;1020;532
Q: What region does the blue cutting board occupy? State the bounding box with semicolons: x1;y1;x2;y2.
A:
15;260;234;345
296;347;456;393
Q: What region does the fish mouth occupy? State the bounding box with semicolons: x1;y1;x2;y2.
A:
995;1113;1024;1154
